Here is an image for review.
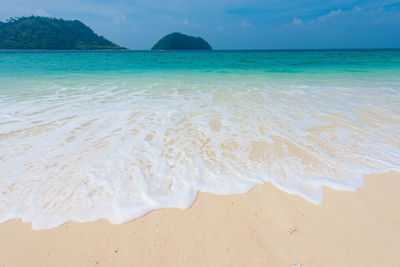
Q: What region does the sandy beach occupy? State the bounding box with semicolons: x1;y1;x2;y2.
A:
1;5;400;267
0;171;398;267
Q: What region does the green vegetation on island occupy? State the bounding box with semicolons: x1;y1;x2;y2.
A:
152;32;212;50
0;16;125;50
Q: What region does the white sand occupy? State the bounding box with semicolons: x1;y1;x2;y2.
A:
0;171;399;267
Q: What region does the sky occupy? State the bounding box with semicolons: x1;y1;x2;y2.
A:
1;0;400;49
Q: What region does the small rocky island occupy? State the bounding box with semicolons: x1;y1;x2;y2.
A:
152;32;212;50
0;16;125;50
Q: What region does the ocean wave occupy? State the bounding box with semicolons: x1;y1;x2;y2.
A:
0;77;399;229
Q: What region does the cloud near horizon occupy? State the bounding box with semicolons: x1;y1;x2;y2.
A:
1;0;400;49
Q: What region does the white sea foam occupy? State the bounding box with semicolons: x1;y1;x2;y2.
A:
0;77;399;229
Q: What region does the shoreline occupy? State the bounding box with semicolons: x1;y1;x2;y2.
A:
1;171;399;266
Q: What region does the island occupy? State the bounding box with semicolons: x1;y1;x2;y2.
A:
0;16;126;50
151;32;212;50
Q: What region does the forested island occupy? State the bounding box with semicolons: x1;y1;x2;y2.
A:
0;16;125;50
152;32;212;50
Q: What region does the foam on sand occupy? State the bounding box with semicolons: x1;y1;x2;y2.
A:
1;74;399;229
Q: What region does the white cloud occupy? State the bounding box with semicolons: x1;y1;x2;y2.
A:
292;17;303;26
317;8;342;22
354;6;363;11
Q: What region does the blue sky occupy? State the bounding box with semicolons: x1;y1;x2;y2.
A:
1;0;400;49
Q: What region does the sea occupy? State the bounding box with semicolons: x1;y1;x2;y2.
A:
0;50;399;229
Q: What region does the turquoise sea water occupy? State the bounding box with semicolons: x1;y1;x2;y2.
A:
0;50;399;229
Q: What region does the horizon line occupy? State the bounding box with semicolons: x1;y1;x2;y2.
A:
0;48;400;52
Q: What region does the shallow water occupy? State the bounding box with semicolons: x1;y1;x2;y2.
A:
0;50;399;229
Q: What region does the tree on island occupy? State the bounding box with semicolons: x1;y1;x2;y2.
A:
151;32;212;50
0;16;125;50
